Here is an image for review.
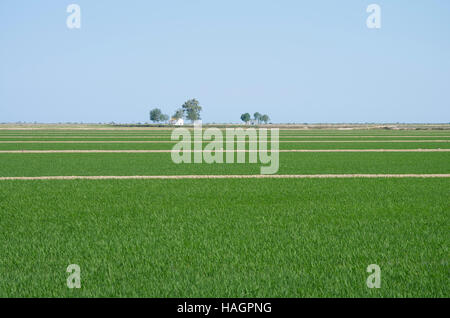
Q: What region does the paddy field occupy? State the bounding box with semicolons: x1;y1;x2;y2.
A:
0;126;448;297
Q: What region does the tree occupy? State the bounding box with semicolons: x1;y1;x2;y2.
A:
260;114;270;124
150;108;162;123
150;108;169;123
173;108;184;120
253;112;262;124
240;113;251;124
182;99;202;122
160;114;169;123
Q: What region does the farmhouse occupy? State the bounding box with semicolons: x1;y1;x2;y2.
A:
170;117;184;126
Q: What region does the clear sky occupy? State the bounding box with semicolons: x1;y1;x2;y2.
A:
1;0;449;123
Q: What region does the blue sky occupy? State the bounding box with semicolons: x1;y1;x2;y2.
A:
1;0;449;123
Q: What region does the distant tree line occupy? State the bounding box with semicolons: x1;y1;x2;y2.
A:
149;98;202;123
149;108;169;123
150;100;270;125
240;112;270;124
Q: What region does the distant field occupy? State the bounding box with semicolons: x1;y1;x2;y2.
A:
0;127;448;297
0;129;449;151
0;152;449;177
1;142;450;151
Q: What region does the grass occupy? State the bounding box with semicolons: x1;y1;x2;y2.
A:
0;152;448;177
0;141;449;151
1;136;449;140
0;128;449;135
0;127;448;298
0;178;448;297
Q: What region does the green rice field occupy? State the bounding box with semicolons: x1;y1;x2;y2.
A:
0;127;449;297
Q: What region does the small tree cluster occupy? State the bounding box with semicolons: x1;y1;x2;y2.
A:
240;112;270;124
149;108;169;123
149;98;202;124
182;98;202;122
240;113;251;124
172;108;184;120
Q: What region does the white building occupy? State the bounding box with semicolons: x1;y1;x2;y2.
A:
170;118;184;126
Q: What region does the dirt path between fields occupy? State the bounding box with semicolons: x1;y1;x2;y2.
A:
0;149;449;153
0;140;449;143
1;135;449;138
1;174;449;180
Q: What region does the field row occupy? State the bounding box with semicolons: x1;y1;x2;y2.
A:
0;178;447;297
0;134;450;141
1;137;450;142
0;142;449;150
0;127;450;136
0;152;448;177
